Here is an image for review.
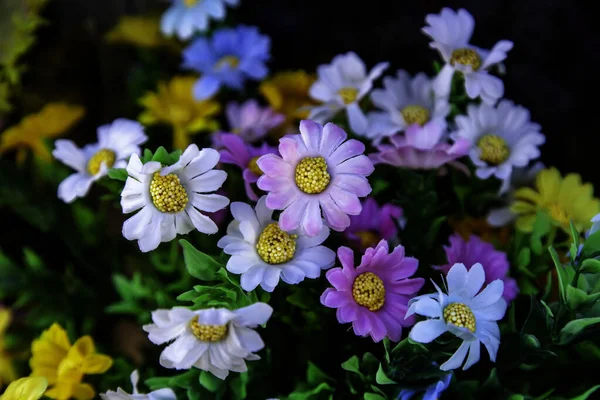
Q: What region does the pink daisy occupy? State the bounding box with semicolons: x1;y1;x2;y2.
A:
218;133;278;201
257;120;374;237
345;197;403;251
320;240;424;342
226;100;285;142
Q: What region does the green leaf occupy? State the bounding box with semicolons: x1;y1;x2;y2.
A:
507;395;525;400
559;317;600;345
549;246;572;303
180;239;222;281
517;247;531;268
570;385;600;400
107;168;128;181
567;285;590;311
229;372;248;399
286;289;312;310
582;229;600;259
141;148;153;163
375;363;396;385
307;362;331;385
199;370;222;392
522;334;541;349
23;248;44;271
570;220;581;251
364;393;386;400
530;211;551;254
371;180;389;196
581;258;600;274
151;147;171;164
341;355;362;375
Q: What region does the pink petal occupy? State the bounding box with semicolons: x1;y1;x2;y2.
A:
352;311;372;337
335;155;375;175
278;137;301;162
322;289;352;308
320;123;347;156
257;154;290;176
299;120;323;152
325;268;352;290
320;195;351;231
338;305;359;323
329;139;366;166
336;246;355;272
265;189;299;210
302;199;324;237
279;197;309;231
332;174;372;197
329;186;362;215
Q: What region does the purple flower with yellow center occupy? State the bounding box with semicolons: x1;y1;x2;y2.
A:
226;100;285;143
345;197;403;251
320;240;424;342
370;121;469;170
183;25;270;100
435;233;518;302
257;120;374;237
218;133;278;201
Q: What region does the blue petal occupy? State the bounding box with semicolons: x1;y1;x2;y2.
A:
462;340;481;370
440;340;469;371
193;76;221;100
183;38;216;71
239;59;268;80
408;319;447;344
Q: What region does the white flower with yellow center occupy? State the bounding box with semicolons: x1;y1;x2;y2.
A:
100;370;176;400
53;119;148;204
365;70;450;143
422;8;513;105
217;196;335;292
121;144;229;253
143;303;272;379
308;52;388;134
406;263;507;371
451;100;545;188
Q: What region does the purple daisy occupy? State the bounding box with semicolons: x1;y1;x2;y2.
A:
226;100;285;142
435;233;518;302
345;197;403;251
257;120;374;237
370;121;469;170
218;133;277;201
320;240;424;342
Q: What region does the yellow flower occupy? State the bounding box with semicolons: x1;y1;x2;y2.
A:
139;76;220;150
511;167;600;233
29;323;113;400
0;309;17;388
105;15;177;49
0;377;48;400
0;103;85;163
259;70;317;136
448;216;511;246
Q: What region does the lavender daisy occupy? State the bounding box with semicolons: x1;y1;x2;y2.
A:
320;240;424;342
308;52;388;133
160;0;239;40
422;8;513;104
452;100;545;186
257;120;374;237
435;233;518;302
218;133;278;201
217;197;335;292
365;70;450;144
407;263;507;371
345;197;403;251
183;25;270;100
370;121;469;170
226;100;285;142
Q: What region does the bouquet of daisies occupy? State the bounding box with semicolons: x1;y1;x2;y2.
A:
0;2;599;400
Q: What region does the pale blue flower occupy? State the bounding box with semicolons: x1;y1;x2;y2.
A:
406;263;507;371
589;213;600;236
183;25;270;100
161;0;240;40
398;371;452;400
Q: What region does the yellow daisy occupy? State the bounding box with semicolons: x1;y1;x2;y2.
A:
105;15;178;50
139;75;220;150
511;167;600;233
29;323;113;400
0;103;85;163
0;376;48;400
0;309;17;388
259;70;317;136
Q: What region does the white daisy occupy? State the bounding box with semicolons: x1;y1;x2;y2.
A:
143;303;273;380
53;118;147;204
121;144;229;253
422;8;513;104
161;0;240;40
217;196;335;292
406;263;507;371
365;69;450;143
308;52;388;134
100;370;176;400
452;100;545;186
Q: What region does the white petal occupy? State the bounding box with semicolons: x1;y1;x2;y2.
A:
226;255;257;274
464;263;486;298
411;297;443;318
474;298;507;321
187;207;218;234
462;340;481;370
240;265;266;291
57;173;94;203
191;193;230;212
408;319;447;343
122;206;154;240
161;214;177;242
138;213;164;253
235;326;265;352
446;263;468;296
182;148;221;180
187;169;228;193
440;340;470;371
234;302;273;326
159;334;198;369
53;139;87;172
255;196;274;226
471;280;505;310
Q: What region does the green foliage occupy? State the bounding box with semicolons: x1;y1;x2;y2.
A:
282;362;335;400
140;146;183;165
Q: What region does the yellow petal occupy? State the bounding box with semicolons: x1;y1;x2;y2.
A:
44;380;76;400
510;201;536;214
73;383;95;400
259;82;283;110
0;309;11;335
82;354;112;374
173;126;191;150
39;323;71;351
1;377;48;400
70;337;95;358
536;168;561;201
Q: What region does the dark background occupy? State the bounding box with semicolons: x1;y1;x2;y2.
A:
25;0;600;187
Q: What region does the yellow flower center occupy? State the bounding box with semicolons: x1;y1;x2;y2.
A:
149;173;189;213
450;48;482;71
401;105;430;126
352;272;386;311
294;156;331;194
256;223;297;264
338;87;359;105
248;156;263;176
184;0;200;7
547;202;570;227
216;55;240;70
87;148;116;175
443;302;476;332
477;134;510;166
356;231;380;249
189;317;228;342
